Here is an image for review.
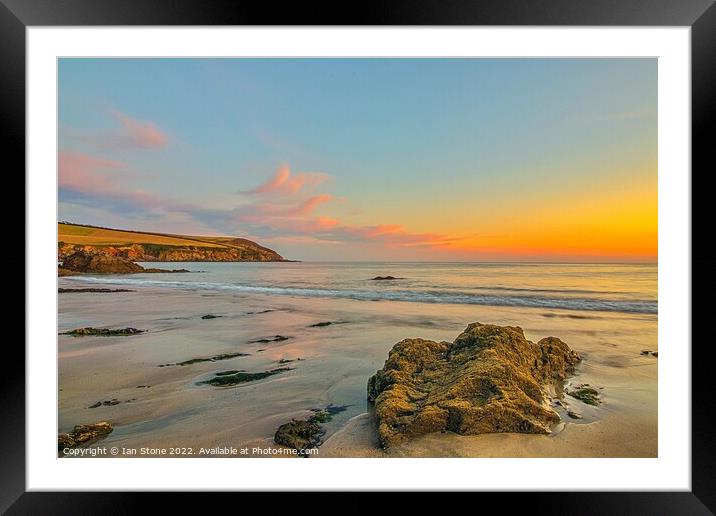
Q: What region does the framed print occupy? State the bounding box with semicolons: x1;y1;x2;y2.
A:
8;0;716;510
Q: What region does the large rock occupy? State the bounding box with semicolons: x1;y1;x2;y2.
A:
60;250;189;274
61;251;145;273
367;322;581;448
58;422;113;450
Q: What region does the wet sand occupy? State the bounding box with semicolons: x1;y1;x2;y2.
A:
58;278;657;458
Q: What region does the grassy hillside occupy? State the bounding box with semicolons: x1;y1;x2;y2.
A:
58;223;285;261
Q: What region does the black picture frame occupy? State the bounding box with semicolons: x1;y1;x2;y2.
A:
7;0;715;511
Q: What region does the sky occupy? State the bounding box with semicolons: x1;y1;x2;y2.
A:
58;58;657;262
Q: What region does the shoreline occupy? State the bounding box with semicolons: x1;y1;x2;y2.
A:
58;274;657;458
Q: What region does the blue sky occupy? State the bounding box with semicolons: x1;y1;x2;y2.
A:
58;58;657;261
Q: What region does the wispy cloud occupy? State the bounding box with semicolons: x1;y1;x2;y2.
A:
241;165;330;196
59;152;124;193
107;111;168;149
59;159;461;254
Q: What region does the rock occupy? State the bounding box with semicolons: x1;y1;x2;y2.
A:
60;250;190;274
371;276;402;280
58;422;113;450
62;251;145;273
197;367;292;387
88;399;120;408
61;327;144;337
176;352;248;366
640;350;651;355
143;268;191;273
651;351;658;357
249;335;291;343
308;404;349;423
58;288;134;293
273;405;349;454
566;385;601;406
567;410;583;419
309;321;333;327
367;322;581;448
201;314;221;319
274;419;324;453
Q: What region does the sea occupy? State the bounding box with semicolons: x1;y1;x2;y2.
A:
64;261;658;315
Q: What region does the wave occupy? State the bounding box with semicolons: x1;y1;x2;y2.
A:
64;276;658;314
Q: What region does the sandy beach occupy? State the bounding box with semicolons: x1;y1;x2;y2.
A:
58;263;657;458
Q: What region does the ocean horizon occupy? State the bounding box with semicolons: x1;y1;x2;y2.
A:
64;261;658;315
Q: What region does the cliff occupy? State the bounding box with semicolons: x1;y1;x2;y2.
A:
367;322;581;448
58;223;285;262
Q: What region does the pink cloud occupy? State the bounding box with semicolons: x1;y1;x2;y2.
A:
283;194;334;216
98;111;168;150
60;159;460;256
243;165;330;196
59;151;124;193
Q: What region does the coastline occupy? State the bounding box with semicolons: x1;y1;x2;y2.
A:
58;271;657;458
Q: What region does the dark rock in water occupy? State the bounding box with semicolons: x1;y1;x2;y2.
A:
201;314;221;319
367;322;581;448
58;288;134;293
274;419;324;454
197;367;292;387
640;350;658;358
162;352;249;367
308;404;350;423
566;385;601;406
371;275;402;281
309;321;333;327
58;422;113;450
640;350;651;355
61;327;144;337
249;335;291;343
278;358;295;364
651;351;658;357
567;410;583;420
88;399;120;408
273;404;350;454
143;268;190;273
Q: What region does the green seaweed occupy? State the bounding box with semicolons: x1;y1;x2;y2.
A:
567;386;601;406
174;352;249;366
197;367;292;387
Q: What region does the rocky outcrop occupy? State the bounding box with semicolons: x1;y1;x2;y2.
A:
60;250;189;274
61;251;144;273
273;404;350;454
367;322;581;448
58;241;284;263
58;422;113;450
274;420;324;453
